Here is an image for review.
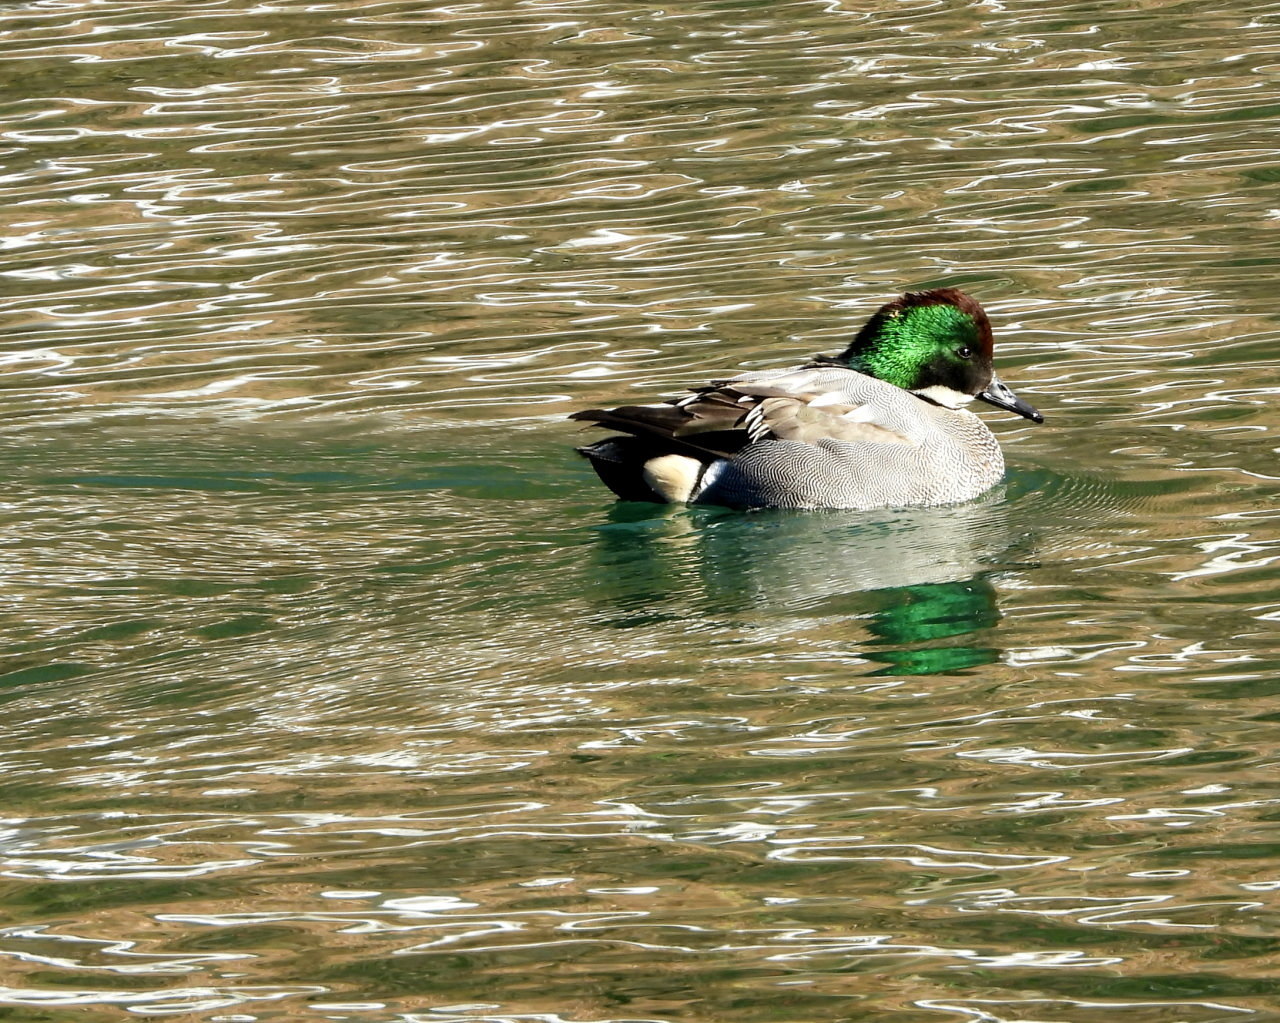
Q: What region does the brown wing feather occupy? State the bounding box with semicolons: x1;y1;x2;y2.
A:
573;376;912;460
569;401;747;458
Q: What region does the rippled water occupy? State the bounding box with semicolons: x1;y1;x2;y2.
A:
3;0;1280;1020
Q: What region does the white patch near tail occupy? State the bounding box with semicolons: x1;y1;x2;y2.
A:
642;454;703;503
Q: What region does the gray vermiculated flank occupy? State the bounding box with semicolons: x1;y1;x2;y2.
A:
686;366;1005;510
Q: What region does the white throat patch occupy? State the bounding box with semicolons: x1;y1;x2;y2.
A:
914;384;976;410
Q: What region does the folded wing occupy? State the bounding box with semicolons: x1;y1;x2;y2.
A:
571;365;918;458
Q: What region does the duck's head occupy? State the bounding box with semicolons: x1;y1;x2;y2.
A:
834;288;1043;423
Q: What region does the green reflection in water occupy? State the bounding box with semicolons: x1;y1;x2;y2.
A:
863;578;1000;677
583;494;1010;677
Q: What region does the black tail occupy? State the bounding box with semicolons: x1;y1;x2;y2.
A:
575;437;669;503
571;399;753;503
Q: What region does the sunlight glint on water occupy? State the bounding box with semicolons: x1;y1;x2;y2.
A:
1;0;1279;1020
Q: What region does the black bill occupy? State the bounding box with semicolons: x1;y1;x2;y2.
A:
977;375;1043;423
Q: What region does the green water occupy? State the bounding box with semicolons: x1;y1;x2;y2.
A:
2;0;1280;1020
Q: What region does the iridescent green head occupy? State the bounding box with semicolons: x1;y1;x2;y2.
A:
835;288;1042;422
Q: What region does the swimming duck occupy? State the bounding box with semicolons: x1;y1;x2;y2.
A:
570;288;1043;510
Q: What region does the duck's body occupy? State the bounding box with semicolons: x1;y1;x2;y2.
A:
571;289;1042;511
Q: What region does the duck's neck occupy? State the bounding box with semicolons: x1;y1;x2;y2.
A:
839;321;952;391
840;343;929;391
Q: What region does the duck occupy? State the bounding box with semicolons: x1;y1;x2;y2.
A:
569;288;1043;511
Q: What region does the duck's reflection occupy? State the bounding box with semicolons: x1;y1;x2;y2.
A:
861;578;1000;676
588;488;1030;676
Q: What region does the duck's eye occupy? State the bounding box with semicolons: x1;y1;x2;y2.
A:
956;346;973;359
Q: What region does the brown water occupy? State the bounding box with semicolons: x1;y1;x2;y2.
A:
2;1;1280;1021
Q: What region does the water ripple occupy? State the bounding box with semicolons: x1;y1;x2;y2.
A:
4;0;1280;1020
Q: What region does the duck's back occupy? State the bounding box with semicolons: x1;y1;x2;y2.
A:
690;368;1004;510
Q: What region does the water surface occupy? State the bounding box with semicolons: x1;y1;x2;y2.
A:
2;0;1280;1020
